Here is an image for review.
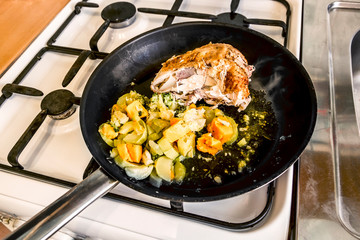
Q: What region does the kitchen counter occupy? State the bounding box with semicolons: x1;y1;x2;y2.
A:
300;0;360;239
0;0;69;76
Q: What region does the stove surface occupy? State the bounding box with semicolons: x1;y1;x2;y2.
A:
0;0;302;239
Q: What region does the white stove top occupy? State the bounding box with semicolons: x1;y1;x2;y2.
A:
0;0;302;239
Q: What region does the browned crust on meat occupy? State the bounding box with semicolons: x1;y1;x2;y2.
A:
159;43;251;98
224;65;250;97
162;43;246;67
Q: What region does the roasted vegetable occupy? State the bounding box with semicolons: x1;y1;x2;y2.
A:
99;89;275;186
181;108;206;132
147;118;170;133
177;132;195;157
157;137;179;159
207;116;234;144
126;100;148;121
174;159;186;183
148;93;177;120
127;144;142;163
162;120;190;142
149;93;179;111
224;116;238;144
110;104;129;128
148;140;163;156
122;120;147;145
125;165;153;180
117;91;147;111
117;141;142;163
196;133;223;156
119;121;135;135
98;123;118;147
149;169;162;187
163;93;178;110
237;137;246;147
114;155;139;169
155;156;174;182
141;149;154;166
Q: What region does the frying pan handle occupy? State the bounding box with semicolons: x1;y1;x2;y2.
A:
5;168;119;240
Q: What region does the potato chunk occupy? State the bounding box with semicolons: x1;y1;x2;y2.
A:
162;120;190;142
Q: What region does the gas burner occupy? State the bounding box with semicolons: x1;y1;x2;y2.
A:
102;2;137;29
90;1;137;51
7;89;80;169
41;89;79;120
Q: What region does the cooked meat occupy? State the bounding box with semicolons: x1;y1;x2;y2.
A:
150;43;255;110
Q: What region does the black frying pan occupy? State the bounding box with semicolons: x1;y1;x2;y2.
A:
7;22;316;239
81;22;317;200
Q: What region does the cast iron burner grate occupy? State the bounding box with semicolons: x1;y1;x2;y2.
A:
7;89;81;169
0;0;293;232
138;0;290;46
90;2;137;52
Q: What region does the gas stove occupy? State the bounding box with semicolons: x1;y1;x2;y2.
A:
0;0;303;239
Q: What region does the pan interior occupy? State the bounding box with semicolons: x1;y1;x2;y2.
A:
80;22;317;202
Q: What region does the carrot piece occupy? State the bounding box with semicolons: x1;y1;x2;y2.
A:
99;123;118;139
126;144;142;163
126;100;148;120
170;117;181;126
196;133;223;156
117;142;131;162
189;103;196;109
111;104;120;114
207;116;234;144
117;142;142;163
